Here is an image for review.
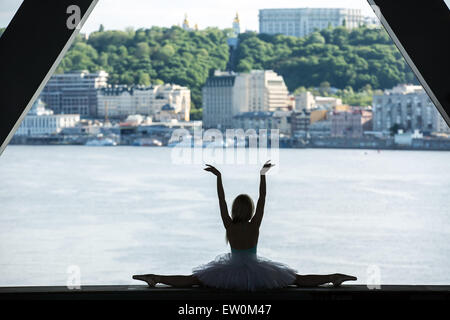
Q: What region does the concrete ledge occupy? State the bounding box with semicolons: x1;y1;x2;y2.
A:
0;285;449;300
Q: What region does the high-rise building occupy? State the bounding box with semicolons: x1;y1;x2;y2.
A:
245;70;289;112
202;71;239;130
259;8;363;38
373;84;449;134
97;84;191;121
40;70;108;117
291;109;311;138
202;70;289;129
16;99;80;136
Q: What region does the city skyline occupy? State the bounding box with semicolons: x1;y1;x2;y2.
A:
0;0;377;33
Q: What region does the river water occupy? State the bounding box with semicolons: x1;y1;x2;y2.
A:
0;146;449;286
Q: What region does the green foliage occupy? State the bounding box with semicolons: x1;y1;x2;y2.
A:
57;26;230;113
234;26;416;92
189;108;203;120
55;25;417;118
295;84;381;107
0;27;5;38
335;86;374;106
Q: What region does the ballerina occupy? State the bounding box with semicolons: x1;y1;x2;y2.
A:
133;161;357;290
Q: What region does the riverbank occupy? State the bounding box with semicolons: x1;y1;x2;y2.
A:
9;135;450;151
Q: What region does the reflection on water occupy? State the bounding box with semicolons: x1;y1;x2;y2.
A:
0;146;449;286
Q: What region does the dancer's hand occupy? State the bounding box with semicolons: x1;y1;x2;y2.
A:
260;160;275;175
204;164;221;176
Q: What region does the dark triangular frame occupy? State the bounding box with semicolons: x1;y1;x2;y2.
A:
0;0;98;155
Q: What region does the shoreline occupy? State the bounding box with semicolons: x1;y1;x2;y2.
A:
6;143;450;152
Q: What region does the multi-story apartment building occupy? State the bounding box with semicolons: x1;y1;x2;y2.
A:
373;84;449;134
291;109;311;138
233;110;292;136
331;110;363;138
259;8;363;38
295;91;342;110
16;99;80;136
202;70;289;129
97;84;191;121
40;70;108;117
245;70;289;112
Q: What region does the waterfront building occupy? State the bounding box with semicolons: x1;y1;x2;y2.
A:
40;70;108;117
154;103;188;122
97;84;191;121
232;110;292;136
294;91;315;110
308;119;331;137
394;130;423;146
294;91;342;110
202;71;239;130
16;99;80;136
259;8;363;38
310;109;329;124
202;70;289;129
314;96;343;110
373;84;449;135
361;109;373;132
245;70;289;112
331;109;363;138
291;110;310;138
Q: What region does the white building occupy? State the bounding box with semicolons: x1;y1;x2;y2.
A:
245;70;289;112
97;84;191;121
373;84;449;134
259;8;363;38
363;15;382;28
16;99;80;136
294;91;342;110
202;70;289;129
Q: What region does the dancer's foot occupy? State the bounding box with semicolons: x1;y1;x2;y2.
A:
132;274;160;287
330;273;357;287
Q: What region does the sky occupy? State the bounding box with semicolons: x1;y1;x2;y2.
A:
1;0;378;33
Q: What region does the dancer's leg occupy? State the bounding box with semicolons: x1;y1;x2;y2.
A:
133;274;201;287
295;273;357;287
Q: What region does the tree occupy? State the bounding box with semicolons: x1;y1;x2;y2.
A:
55;25;415;110
137;72;151;86
136;42;150;59
306;32;326;45
319;81;331;95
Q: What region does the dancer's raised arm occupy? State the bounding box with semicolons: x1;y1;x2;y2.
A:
204;164;232;228
251;161;275;228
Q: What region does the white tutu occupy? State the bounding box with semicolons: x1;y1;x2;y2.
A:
192;247;297;291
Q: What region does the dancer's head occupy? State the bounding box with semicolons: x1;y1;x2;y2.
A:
231;194;254;223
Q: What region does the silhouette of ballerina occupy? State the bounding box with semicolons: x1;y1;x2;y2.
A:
133;161;357;290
